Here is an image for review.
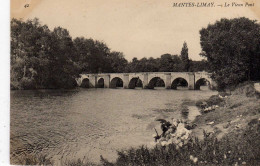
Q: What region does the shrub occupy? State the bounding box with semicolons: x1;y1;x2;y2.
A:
63;158;98;166
218;91;230;97
206;95;224;106
233;82;260;98
101;123;260;166
196;95;224;109
19;77;36;89
16;154;53;166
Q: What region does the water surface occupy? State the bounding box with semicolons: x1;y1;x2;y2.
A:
10;88;216;164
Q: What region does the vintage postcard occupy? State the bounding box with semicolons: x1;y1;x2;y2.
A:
10;0;260;165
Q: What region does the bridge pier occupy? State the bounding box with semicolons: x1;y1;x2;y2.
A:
103;75;110;88
89;75;97;88
188;73;195;90
143;73;149;89
75;78;82;86
123;74;129;89
165;73;171;89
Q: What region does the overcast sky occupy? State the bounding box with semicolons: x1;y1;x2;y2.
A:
11;0;259;61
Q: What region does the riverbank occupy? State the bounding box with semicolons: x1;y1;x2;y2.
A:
192;84;260;141
99;83;260;165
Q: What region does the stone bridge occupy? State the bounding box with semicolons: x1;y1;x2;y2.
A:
76;72;215;90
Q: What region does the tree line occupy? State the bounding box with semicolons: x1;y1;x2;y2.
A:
11;17;260;90
11;18;207;90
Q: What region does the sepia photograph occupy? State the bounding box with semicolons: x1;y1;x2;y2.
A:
8;0;260;165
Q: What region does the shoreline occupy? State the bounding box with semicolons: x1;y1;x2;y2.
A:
191;85;259;140
101;83;260;165
84;89;260;165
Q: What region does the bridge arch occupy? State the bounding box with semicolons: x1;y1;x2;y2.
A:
195;78;210;90
195;72;214;90
97;78;104;88
110;77;124;88
79;72;214;90
128;77;143;89
81;78;90;88
147;77;165;89
171;77;188;90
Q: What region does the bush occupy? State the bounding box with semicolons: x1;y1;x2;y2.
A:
63;158;98;166
16;154;53;166
196;95;224;109
233;82;260;98
10;81;20;90
101;123;260;166
206;95;224;106
19;77;36;89
218;91;230;97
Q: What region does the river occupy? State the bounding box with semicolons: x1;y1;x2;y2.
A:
10;87;217;165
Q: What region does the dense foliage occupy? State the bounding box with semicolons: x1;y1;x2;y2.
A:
11;18;78;89
180;41;190;72
11;18;208;90
200;17;260;90
11;18;129;89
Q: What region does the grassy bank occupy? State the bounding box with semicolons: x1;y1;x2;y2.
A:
13;83;260;165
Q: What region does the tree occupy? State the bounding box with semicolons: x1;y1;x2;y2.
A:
11;18;52;89
147;57;160;72
171;55;183;71
73;37;111;73
159;54;173;72
11;18;78;89
180;41;190;71
159;54;182;72
189;60;208;72
108;51;128;73
125;57;140;72
200;17;260;89
49;27;78;88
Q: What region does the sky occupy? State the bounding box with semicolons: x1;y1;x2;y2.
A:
11;0;259;61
